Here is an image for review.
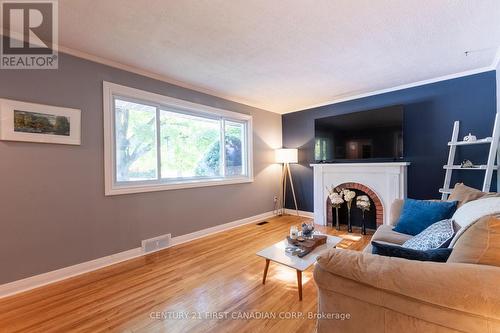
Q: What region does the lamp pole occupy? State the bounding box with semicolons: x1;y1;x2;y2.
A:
275;148;299;216
285;162;299;216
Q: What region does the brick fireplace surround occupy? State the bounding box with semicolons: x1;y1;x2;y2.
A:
311;163;410;226
327;182;384;226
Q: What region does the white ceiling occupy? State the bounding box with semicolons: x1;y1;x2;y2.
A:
57;0;500;114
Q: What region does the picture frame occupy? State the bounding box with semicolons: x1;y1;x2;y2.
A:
0;98;81;145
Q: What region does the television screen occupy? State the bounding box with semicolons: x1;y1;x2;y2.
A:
314;106;403;162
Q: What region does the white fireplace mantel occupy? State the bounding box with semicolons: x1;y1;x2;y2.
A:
311;162;410;226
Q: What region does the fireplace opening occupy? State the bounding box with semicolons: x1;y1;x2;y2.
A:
326;182;384;231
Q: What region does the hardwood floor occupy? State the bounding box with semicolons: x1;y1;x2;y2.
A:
0;215;372;333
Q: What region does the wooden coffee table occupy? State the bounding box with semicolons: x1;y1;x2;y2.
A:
256;235;342;301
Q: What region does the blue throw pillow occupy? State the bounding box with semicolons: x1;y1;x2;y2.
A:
371;241;452;262
393;199;457;236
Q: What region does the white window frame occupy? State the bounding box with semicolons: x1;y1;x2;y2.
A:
103;82;253;196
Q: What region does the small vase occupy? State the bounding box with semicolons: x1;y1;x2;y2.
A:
335;207;340;231
361;211;366;235
347;208;352;233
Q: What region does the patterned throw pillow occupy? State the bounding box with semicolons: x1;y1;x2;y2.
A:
402;219;455;251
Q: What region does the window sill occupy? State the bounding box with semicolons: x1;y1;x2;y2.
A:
105;177;254;196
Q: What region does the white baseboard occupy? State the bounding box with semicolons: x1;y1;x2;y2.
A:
0;247;145;300
283;208;314;218
170;211;276;246
0;210;276;299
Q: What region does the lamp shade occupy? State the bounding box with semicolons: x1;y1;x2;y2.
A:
275;148;298;164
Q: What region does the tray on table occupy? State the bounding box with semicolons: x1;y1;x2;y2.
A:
286;235;327;257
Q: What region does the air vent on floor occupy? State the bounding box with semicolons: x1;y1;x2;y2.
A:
141;233;172;253
256;221;269;225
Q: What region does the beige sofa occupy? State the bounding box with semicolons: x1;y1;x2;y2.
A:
314;185;500;333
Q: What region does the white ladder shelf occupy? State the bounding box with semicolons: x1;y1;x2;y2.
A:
440;113;500;200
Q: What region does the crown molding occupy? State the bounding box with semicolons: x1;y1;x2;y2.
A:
284;66;496;114
60;46;497;115
58;45;269;112
492;46;500;70
1;32;497;115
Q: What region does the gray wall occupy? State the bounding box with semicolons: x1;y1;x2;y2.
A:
0;53;282;284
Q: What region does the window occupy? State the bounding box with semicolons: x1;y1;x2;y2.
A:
104;82;253;195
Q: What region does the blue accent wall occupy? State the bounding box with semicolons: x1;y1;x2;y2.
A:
282;71;497;212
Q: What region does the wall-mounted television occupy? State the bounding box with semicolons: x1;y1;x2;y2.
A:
314;106;404;162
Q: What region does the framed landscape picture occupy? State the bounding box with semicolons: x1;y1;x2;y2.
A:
0;99;81;145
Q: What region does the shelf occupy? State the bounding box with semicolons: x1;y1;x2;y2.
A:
439;188;452;194
443;165;499;170
448;137;492;146
444;165;486;170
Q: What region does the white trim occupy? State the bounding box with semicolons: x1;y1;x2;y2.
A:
57;45;265;112
0;247;143;300
491;46;500;70
285;67;495;114
496;46;500;116
108;178;254;196
53;45;499;116
283;209;314;219
3;36;495;118
169;211;275;246
103;82;254;120
310;162;410;167
311;163;409;226
103;81;254;196
0;210;276;299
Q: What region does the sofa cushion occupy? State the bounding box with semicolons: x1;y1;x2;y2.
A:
389;199;404;226
314;265;500;333
447;215;500;267
371;224;413;245
402;219;455;250
393;199;457;236
372;241;452;262
448;183;498;207
315;250;500;328
449;197;500;247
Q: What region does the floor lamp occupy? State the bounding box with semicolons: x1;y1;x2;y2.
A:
275;148;299;216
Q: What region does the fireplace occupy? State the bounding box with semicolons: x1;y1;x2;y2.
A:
311;162;409;226
326;182;384;230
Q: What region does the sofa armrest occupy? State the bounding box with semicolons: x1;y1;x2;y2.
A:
316;248;500;319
